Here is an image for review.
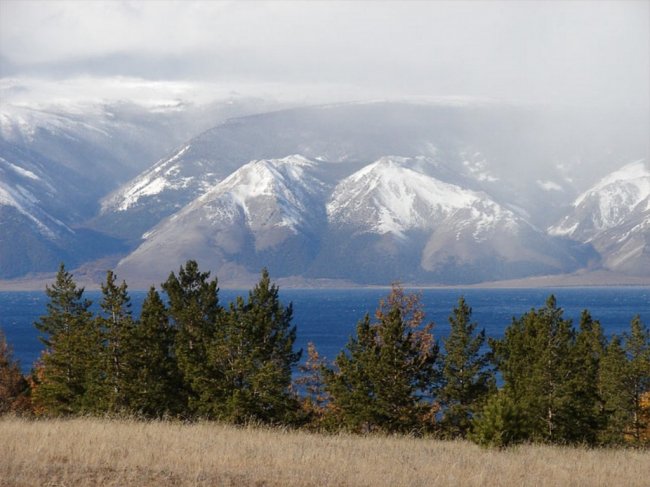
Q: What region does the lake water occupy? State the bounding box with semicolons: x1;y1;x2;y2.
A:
1;288;649;373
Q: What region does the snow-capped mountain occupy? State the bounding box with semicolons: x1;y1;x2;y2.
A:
117;155;595;285
97;100;650;250
0;100;265;277
311;157;590;283
549;160;650;275
1;100;646;284
326;157;507;238
97;101;596;243
115;155;330;283
0;153;75;277
550;160;650;241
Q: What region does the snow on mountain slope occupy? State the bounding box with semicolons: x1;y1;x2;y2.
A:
550;160;650;240
203;154;327;233
98;100;629;246
159;154;328;240
314;157;591;284
327;156;517;238
117;153;596;285
595;201;650;275
548;160;650;276
100;144;198;213
0;179;70;239
116;155;328;282
0;147;73;239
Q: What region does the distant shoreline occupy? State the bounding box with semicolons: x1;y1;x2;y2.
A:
1;269;648;292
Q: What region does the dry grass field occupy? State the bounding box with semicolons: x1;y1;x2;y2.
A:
1;416;648;487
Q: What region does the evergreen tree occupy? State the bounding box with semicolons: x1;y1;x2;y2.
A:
162;260;221;414
470;391;527;448
92;270;137;413
623;315;650;444
599;335;631;444
206;269;301;423
324;285;439;434
599;317;650;445
34;263;92;346
32;264;96;415
439;296;494;439
130;287;181;417
491;296;576;443
565;310;607;444
0;329;30;415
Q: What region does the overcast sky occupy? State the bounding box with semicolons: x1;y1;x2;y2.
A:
0;0;648;110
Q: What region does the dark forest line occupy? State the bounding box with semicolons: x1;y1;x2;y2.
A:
1;260;648;448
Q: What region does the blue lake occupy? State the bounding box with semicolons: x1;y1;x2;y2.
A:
1;287;649;373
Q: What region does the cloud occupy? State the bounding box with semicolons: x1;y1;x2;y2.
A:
0;1;648;108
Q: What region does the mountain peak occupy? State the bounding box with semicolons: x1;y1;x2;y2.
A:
574;159;649;208
327;156;508;238
551;159;650;239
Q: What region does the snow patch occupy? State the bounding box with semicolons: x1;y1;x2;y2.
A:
549;160;650;239
157;154;326;237
0;158;40;181
328;157;515;237
102;145;194;212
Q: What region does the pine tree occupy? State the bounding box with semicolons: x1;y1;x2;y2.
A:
565;310;607;444
32;264;96;415
623;315;650;444
439;296;494;439
93;270;137;413
206;269;301;423
130;287;181;417
599;317;650;445
470;391;527;448
34;263;92;346
324;284;439;434
599;335;630;444
491;296;576;443
162;260;221;414
0;329;30;415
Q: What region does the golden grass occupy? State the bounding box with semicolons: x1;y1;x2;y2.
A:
1;416;648;487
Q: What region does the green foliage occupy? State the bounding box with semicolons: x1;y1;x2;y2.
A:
470;391;527;448
91;270;137;413
600;316;650;445
439;296;494;438
205;269;301;423
599;335;631;444
565;310;607;444
129;287;182;417
34;263;92;347
491;296;579;443
162;260;221;414
625;315;650;444
324;284;439;434
16;261;648;445
32;264;96;415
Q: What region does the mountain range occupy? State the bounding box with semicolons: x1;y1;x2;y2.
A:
1;100;648;286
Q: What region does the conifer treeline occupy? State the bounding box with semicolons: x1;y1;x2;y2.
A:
0;260;649;448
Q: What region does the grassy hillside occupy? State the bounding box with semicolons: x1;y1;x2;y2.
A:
1;417;648;486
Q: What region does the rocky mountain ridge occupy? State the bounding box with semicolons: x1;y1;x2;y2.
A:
1;101;647;285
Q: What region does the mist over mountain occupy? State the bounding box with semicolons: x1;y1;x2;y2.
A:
0;99;647;285
0;97;284;277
